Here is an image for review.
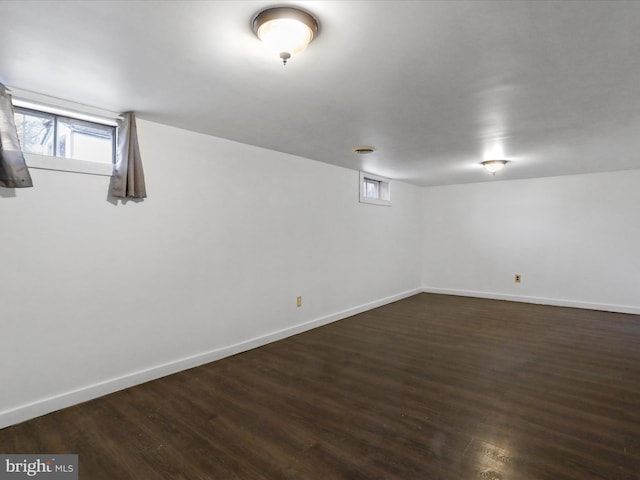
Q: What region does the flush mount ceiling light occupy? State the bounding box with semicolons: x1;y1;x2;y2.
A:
252;6;319;65
481;160;508;175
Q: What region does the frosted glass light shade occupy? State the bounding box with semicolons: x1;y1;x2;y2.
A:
482;160;508;173
257;18;313;55
253;7;319;64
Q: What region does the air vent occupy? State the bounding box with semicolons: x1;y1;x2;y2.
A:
353;146;376;155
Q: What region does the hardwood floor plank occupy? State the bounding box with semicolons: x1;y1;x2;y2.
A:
1;293;639;479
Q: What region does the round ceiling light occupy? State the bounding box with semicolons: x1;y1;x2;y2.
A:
481;159;508;174
252;7;319;65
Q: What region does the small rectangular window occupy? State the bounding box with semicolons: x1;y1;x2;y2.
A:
14;107;116;165
359;171;391;206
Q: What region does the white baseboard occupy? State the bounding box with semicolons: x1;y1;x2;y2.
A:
422;287;640;315
0;288;422;430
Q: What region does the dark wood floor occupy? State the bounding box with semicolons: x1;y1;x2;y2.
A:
1;293;639;479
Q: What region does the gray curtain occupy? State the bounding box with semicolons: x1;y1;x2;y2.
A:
109;112;146;198
0;83;33;188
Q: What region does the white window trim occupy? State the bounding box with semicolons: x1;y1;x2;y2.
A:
359;171;392;206
25;153;113;177
10;87;122;126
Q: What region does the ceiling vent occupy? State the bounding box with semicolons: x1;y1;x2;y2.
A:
353;146;376;155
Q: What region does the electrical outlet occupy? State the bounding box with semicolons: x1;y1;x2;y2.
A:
514;274;522;283
296;296;302;307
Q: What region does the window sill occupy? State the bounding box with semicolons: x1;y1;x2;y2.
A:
360;196;392;206
25;153;113;177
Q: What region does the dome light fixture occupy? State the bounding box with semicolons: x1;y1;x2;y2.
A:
252;6;319;65
481;159;508;175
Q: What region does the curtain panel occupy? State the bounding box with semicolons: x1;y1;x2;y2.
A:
0;83;33;188
109;112;146;199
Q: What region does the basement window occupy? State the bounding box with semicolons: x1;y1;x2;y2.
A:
359;171;391;206
12;102;117;176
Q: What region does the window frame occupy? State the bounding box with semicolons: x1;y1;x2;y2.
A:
359;171;391;206
12;98;119;177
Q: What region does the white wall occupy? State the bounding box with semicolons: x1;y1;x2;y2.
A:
0;120;422;428
422;170;640;314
